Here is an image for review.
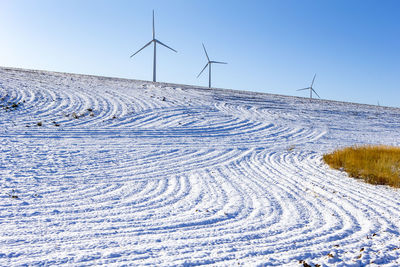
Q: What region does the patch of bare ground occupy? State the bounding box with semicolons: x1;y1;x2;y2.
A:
323;145;400;188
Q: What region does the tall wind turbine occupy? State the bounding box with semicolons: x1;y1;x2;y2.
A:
297;74;320;99
130;10;177;82
197;43;227;88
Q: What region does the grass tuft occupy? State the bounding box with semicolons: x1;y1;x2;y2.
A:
323;145;400;188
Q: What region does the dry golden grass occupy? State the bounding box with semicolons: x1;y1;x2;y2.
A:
323;145;400;188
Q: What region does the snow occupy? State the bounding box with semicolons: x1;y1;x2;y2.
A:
1;66;400;266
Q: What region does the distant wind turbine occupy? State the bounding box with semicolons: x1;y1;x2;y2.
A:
130;10;177;82
297;74;320;99
197;43;227;88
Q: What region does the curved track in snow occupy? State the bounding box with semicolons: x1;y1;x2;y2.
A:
1;67;400;266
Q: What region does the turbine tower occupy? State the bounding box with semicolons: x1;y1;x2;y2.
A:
197;43;227;88
297;74;320;99
130;10;177;82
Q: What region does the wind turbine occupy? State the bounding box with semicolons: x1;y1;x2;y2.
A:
130;10;177;82
297;74;320;99
197;43;227;88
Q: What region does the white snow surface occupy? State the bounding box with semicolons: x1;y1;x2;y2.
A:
1;67;400;266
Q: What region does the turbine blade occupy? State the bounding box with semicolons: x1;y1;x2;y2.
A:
296;87;310;91
197;63;209;78
202;43;210;61
152;10;155;39
312;88;321;98
130;40;153;58
311;73;316;87
156;39;177;53
210;61;227;64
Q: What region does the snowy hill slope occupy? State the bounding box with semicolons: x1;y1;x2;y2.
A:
1;67;400;266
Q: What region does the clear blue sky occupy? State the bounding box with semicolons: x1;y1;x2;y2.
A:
1;0;399;107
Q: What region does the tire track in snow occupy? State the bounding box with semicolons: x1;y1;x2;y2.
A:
1;67;400;266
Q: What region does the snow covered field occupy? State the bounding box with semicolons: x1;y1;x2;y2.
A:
1;67;400;266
